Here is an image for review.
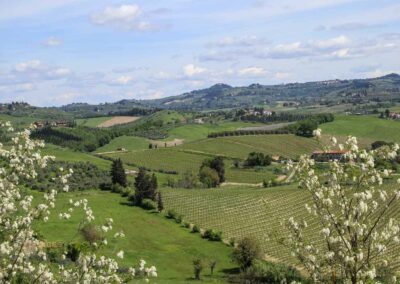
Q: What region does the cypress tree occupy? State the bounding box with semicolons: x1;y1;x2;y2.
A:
110;159;127;187
157;192;164;212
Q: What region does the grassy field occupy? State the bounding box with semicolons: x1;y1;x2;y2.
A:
33;190;235;283
160;183;400;270
42;144;112;170
167;121;263;142
321;115;400;143
102;134;316;183
180;134;320;159
75;117;112;127
0;114;37;128
95;136;150;153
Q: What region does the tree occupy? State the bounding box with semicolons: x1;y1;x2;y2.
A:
286;131;400;283
0;123;157;283
134;168;158;204
232;237;261;271
157;192;164;212
110;158;127;187
209;260;217;276
295;120;318;137
201;156;225;183
245;152;272;167
385;108;390;118
193;258;204;280
199;166;220;188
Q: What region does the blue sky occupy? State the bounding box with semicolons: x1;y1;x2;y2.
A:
0;0;399;106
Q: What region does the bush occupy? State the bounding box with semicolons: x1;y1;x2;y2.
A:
191;225;200;233
140;199;157;210
232;237;262;271
245;152;272;167
80;224;103;244
240;260;305;284
202;229;223;241
199;167;220;188
166;209;178;219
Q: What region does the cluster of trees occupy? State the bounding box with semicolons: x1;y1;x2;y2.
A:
284;113;334;138
237;110;334;124
110;107;161;116
31;126;119;152
244;152;272;167
199;157;225;188
208;129;290;138
21;161;110;192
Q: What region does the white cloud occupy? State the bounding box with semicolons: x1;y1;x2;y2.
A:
15;60;43;72
92;4;141;25
113;75;134;85
183;64;207;77
49;68;71;77
50;92;80;105
275;72;290;80
238;67;267;76
211;36;269;47
91;4;158;31
311;35;350;50
44;37;62;46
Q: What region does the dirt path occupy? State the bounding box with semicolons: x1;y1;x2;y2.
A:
97;116;140;128
149;138;184;148
221;182;263;187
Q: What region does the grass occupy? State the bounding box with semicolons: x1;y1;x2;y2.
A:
75;117;111;127
167;121;264;142
102;134;315;183
106;148;206;173
321;115;400;143
42;144;112;170
33;190;235;283
0;114;37;129
95;136;150;153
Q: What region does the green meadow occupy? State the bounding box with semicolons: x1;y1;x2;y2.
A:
33;190;235;283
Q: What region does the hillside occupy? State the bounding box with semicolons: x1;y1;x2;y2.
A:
54;73;400;112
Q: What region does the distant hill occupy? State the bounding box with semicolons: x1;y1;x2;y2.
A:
143;73;400;110
2;74;400;116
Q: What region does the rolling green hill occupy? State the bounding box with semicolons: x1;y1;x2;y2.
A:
95;135;150;153
160;182;400;271
34;190;235;283
180;134;320;159
76;116;111;127
321;115;400;143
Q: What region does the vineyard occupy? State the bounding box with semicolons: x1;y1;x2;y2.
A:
160;183;400;270
180;134;320;159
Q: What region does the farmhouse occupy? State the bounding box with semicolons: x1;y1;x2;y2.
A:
33;120;70;128
389;112;400;120
311;150;348;162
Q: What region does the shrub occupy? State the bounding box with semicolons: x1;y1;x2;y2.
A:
175;214;184;224
140;199;157;210
202;229;223;241
240;260;305;284
80;224;103;244
199;167;220;188
166;209;178;219
191;225;200;233
232;237;262;271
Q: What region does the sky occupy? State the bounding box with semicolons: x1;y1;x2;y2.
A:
0;0;399;106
